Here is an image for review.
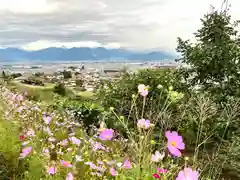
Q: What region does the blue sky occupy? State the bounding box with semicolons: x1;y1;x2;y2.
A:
0;0;239;53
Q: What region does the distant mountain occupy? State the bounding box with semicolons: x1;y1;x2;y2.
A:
0;47;175;61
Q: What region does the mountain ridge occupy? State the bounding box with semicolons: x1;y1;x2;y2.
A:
0;47;175;61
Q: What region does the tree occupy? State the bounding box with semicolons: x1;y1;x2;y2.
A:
176;7;240;99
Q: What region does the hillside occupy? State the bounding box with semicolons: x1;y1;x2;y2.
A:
0;47;174;61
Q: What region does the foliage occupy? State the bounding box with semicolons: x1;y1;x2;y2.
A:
53;83;66;96
10;73;22;79
53;98;104;132
176;8;240;100
62;70;72;79
21;77;45;86
97;68;185;133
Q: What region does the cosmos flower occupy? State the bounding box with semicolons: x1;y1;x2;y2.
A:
19;146;32;159
138;84;149;96
47;166;57;175
176;167;199;180
165;131;185;157
69;137;81;146
92;141;106;151
151;151;165;162
59;139;69;147
153;173;161;179
99;129;114;141
137;119;151;129
66;172;74;180
61;160;72;168
97;160;104;165
110;167;118;176
123;159;132;169
43;115;52;124
157;168;168;173
85;162;97;169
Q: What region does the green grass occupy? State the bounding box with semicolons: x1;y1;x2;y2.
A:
8;80;95;102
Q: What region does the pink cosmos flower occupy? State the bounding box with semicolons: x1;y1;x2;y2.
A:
85;162;97;169
66;172;74;180
176;167;199;180
60;160;72;168
137;119;151;129
157;168;168;173
138;84;149;96
110;167;118;176
153;173;161;179
97;160;104;165
92;141;106;151
19;146;32;159
47;166;57;175
59;139;69;147
43;115;52;124
69;137;81;146
165;131;185;157
123;159;132;169
99;129;114;141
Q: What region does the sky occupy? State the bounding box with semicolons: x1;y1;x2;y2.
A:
0;0;239;53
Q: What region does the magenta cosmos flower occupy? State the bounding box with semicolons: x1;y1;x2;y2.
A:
165;131;185;157
153;173;161;179
138;84;149;96
99;129;114;141
176;167;199;180
137;119;151;129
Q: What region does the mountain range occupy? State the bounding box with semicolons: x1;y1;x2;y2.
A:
0;47;175;61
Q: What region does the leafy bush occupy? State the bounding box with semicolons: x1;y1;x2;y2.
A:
54;98;104;132
97;69;185;132
10;73;22;79
62;70;72;79
21;77;44;86
53;83;66;96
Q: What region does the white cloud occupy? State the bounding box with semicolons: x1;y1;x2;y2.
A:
0;0;59;14
22;40;121;51
0;0;240;52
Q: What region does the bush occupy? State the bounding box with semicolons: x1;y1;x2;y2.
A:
97;69;185;131
61;100;103;130
53;83;66;96
10;73;22;79
21;77;44;86
62;70;72;79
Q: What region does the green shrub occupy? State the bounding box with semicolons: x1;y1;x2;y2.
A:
21;77;44;86
97;69;185;132
62;70;72;79
54;83;66;96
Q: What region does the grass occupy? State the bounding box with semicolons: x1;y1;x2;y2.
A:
8;80;95;102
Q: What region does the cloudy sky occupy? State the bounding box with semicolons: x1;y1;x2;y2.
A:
0;0;239;53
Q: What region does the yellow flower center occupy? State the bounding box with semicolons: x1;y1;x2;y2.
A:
172;141;177;147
